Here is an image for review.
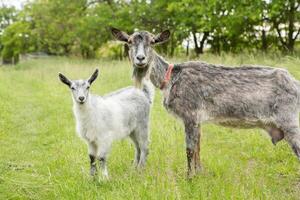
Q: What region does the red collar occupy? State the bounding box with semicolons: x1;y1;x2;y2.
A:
160;64;174;90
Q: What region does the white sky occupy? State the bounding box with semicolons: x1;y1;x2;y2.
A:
0;0;27;9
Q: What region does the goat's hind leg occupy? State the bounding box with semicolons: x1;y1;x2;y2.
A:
138;141;149;168
88;142;98;176
98;156;109;179
97;143;111;179
184;121;201;178
130;132;141;167
134;128;149;168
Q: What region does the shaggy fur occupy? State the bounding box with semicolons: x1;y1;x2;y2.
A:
111;28;300;178
59;69;154;178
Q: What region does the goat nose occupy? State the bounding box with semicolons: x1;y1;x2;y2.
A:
136;55;145;61
79;96;85;101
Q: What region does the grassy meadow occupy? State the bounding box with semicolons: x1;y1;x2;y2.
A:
0;54;300;199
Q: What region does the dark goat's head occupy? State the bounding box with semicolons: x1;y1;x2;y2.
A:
111;28;170;68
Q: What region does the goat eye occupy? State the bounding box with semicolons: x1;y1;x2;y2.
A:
87;86;90;90
71;87;75;90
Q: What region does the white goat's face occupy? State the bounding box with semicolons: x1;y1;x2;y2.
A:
111;28;171;68
59;69;99;105
70;80;90;104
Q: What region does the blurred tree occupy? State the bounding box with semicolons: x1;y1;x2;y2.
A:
168;0;210;56
0;0;299;63
269;0;300;52
1;19;37;64
0;5;17;63
27;0;87;55
0;5;17;34
76;2;113;58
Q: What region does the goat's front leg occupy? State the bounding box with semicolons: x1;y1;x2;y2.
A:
97;142;111;179
99;156;108;179
138;141;149;168
88;142;98;176
129;134;141;166
184;121;201;178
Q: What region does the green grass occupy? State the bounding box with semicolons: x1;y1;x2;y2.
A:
0;54;300;199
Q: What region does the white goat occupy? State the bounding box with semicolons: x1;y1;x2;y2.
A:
59;69;153;178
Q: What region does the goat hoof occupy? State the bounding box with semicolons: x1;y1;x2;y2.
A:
187;166;202;179
195;165;202;173
136;162;146;169
133;160;139;168
187;173;195;180
90;167;97;176
102;174;109;180
187;170;196;180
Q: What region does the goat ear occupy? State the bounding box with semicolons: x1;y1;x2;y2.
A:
88;69;99;85
59;73;72;87
110;27;129;43
152;30;171;44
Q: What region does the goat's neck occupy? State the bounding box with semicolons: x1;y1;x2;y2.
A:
149;50;169;88
72;97;93;118
132;50;169;89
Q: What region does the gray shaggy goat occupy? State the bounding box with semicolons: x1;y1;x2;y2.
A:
111;28;300;178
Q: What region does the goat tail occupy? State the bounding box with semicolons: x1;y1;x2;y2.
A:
142;80;155;104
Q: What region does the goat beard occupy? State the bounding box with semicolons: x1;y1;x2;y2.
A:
132;65;150;89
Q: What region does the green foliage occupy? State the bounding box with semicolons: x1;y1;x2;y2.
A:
0;0;299;63
1;20;36;64
27;0;86;55
0;5;17;62
269;0;300;52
